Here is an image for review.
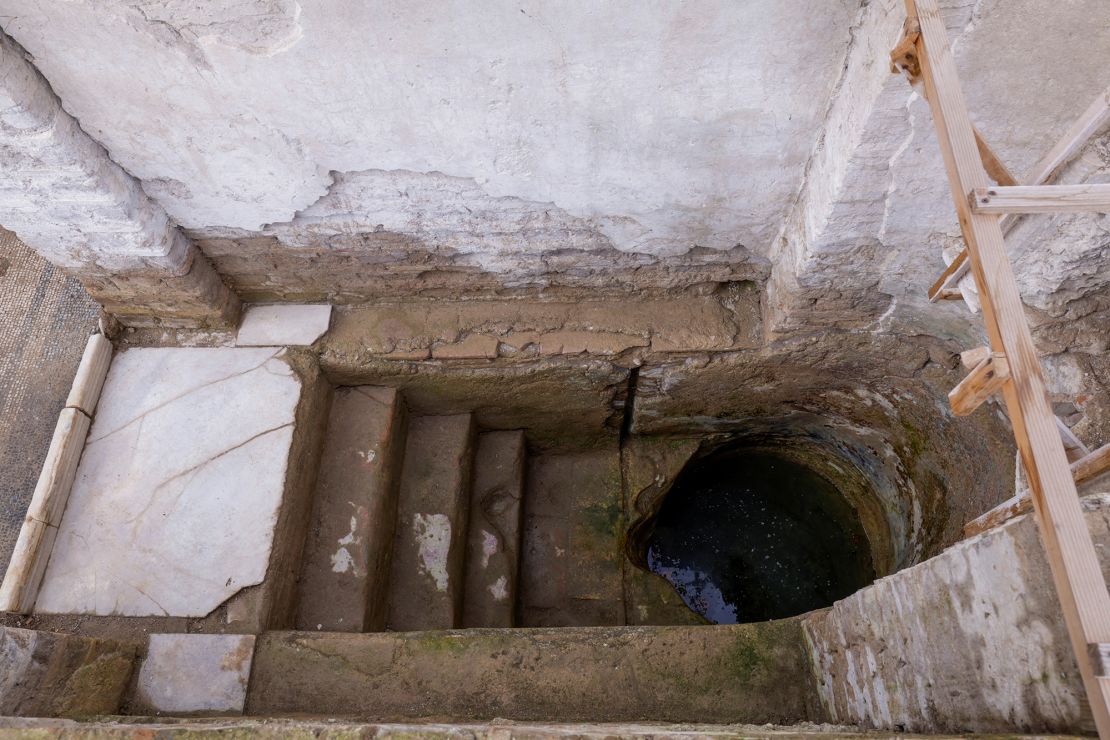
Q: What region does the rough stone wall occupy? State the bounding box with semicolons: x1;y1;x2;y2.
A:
0;31;237;326
0;626;137;717
802;493;1110;735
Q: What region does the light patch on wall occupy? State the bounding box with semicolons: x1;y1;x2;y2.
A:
413;513;451;592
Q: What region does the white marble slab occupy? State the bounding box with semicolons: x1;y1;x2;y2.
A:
137;633;255;714
236;303;331;347
35;347;301;617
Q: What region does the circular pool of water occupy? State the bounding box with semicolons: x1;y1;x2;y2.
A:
646;448;876;623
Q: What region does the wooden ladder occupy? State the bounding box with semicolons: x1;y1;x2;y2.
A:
891;0;1110;735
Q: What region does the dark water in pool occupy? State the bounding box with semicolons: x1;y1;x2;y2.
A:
646;449;875;623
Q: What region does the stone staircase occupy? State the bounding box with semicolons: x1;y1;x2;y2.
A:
295;387;528;632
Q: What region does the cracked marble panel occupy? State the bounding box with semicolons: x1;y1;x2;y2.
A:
35;347;302;617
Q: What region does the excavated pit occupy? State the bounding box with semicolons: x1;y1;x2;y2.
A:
644;446;876;623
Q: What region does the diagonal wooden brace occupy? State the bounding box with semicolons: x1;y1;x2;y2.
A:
950;351;1010;416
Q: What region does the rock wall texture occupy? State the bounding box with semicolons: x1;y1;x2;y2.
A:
0;32;237;326
802;493;1110;735
0;0;1108;336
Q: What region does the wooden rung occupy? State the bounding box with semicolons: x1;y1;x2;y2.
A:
937;287;963;300
959;345;990;370
963;491;1031;539
1073;442;1110;486
963;442;1110;538
949;352;1009;416
1091;643;1110;679
970;184;1110;215
928;248;969;302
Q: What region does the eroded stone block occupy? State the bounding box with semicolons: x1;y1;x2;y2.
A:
135;633;255;715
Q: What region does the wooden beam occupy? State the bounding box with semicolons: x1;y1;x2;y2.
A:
1020;86;1110;196
1074;442;1110;487
963;491;1032;539
974;129;1018;187
971;184;1110;215
959;345;990;370
949;352;1009;416
927;248;969;302
907;0;1110;732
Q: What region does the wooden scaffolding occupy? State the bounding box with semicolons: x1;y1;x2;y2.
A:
890;0;1110;735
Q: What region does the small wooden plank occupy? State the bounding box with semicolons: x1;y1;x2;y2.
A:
65;333;112;416
937;287;963;300
928;248;969;302
963;491;1032;539
959;345;990;370
1056;418;1091;464
973;128;1019;187
971;184;1110;215
949;353;1009;416
1073;442;1110;487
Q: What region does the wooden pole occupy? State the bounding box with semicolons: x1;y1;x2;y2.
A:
905;0;1110;734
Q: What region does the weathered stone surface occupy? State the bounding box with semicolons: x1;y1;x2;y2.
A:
247;622;819;723
621;436;704;626
520;449;624;627
236;303;332;347
0;4;857;274
297;386;407;633
0;625;136;717
463;430;525;628
387;415;475;631
34;348;313;621
801;492;1110;736
0;31;238;327
134;633;254;715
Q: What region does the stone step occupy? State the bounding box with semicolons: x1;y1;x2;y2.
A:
246;622;815;723
386;414;476;631
462;430;526;628
520;448;625;627
296;386;407;632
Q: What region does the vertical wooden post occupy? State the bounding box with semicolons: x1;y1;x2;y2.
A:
905;0;1110;734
